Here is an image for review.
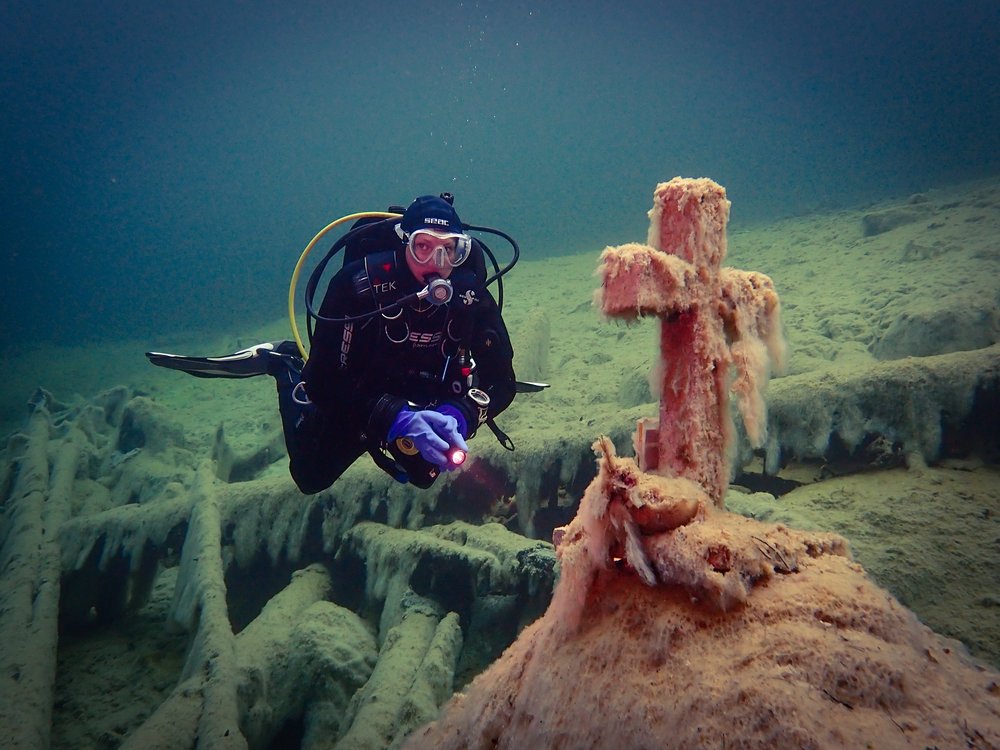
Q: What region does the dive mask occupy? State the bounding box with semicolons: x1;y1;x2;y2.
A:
406;229;472;268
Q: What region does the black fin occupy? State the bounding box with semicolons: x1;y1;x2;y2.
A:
145;342;281;379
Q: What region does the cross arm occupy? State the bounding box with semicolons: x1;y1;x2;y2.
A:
718;268;786;446
598;242;699;319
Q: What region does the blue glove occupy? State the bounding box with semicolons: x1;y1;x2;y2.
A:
388;408;469;470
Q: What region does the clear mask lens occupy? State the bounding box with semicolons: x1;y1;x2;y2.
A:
407;230;472;268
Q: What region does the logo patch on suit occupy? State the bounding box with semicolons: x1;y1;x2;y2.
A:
408;330;442;348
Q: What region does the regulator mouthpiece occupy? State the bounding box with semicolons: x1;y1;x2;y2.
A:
419;275;453;305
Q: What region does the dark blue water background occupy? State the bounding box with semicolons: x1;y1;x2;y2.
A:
2;0;997;344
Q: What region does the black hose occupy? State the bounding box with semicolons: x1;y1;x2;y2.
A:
303;220;520;333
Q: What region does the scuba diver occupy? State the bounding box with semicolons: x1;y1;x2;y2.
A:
148;193;535;494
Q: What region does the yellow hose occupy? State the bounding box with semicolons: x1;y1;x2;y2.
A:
288;211;401;360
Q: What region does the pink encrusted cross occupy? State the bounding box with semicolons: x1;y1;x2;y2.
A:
598;177;785;507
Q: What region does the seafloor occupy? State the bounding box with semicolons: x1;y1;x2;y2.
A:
1;177;998;748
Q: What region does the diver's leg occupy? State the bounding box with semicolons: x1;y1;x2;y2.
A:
272;356;362;494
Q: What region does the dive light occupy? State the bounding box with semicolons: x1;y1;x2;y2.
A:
384;432;467;489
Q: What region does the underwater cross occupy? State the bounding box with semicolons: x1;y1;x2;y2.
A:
598;177;785;506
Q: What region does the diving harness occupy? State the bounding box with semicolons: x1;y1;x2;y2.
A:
286;197;529;484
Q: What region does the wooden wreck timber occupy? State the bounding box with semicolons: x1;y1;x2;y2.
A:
0;387;555;749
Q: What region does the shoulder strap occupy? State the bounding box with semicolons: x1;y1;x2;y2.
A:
351;250;409;310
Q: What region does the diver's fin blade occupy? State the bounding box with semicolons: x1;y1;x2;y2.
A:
145;344;276;379
515;380;550;393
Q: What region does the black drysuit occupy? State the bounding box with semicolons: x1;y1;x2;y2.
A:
276;245;516;494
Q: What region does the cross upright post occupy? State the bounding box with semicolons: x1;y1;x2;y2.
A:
599;177;784;506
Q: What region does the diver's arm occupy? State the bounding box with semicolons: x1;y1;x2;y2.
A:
468;288;517;420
